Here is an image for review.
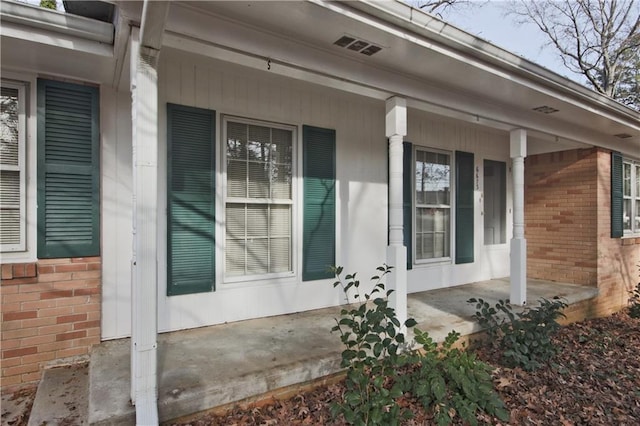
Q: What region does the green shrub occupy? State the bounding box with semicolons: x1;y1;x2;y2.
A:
400;330;509;426
330;265;414;425
331;265;508;425
468;297;567;371
629;283;640;318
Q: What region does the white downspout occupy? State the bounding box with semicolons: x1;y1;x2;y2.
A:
510;129;527;306
385;96;408;330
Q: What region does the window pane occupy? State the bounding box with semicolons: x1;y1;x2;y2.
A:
248;162;270;198
246;238;268;275
0;208;20;245
270;205;290;236
623;163;631;197
248;125;271;162
272;128;292;164
226;238;245;276
226;203;245;239
636;165;640;197
270;237;291;273
636;200;640;231
623;199;631;230
0;170;19;206
416;207;450;260
227;160;247;197
227;122;247;160
247;204;268;237
0;87;19;167
415;149;450;206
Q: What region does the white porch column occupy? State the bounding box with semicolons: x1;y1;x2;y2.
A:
385;97;408;328
510;129;527;305
130;2;169;425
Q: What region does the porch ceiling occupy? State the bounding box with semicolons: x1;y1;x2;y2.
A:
168;0;639;155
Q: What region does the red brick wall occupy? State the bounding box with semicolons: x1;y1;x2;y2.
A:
525;148;599;286
1;257;101;389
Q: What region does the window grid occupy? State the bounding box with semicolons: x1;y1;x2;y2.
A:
623;160;640;234
224;117;295;278
414;147;451;261
0;81;26;252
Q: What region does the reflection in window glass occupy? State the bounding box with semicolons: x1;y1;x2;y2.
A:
415;148;450;260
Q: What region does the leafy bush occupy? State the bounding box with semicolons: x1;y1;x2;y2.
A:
468;297;567;371
399;330;509;426
331;265;508;425
330;265;414;425
629;282;640;318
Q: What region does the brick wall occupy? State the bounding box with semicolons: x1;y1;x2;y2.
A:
525;148;599;286
525;147;639;319
1;257;101;389
594;149;640;316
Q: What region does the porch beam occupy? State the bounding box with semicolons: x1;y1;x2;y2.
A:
510;129;527;305
130;1;169;425
386;96;408;328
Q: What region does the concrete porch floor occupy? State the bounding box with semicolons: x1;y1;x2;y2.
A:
71;278;596;424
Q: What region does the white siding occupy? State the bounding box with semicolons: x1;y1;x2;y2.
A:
405;110;512;292
100;48;517;338
101;86;133;339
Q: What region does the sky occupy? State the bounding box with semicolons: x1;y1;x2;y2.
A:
436;1;586;84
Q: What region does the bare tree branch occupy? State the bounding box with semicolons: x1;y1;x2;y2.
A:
506;0;639;105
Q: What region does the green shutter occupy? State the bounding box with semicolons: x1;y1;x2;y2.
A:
303;125;336;281
37;79;99;258
167;104;215;295
455;151;474;264
403;142;413;270
611;152;623;238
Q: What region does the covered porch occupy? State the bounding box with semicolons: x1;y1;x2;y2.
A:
84;278;597;424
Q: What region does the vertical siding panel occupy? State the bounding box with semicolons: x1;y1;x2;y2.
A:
195;65;209;109
181;61;195;105
115;91;133;337
235;74;248;114
208;67;222;110
100;87;117;339
165;61;181;104
222;72;234;111
246;76;259;117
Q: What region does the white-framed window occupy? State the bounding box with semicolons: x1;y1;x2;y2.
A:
0;81;27;252
223;116;295;279
623;159;640;235
414;147;451;261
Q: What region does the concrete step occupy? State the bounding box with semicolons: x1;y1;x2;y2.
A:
28;363;89;426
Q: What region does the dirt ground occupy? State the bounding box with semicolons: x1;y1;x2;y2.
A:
1;385;36;426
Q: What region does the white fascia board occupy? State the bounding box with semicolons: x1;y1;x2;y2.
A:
1;21;112;57
331;0;640;128
1;0;114;45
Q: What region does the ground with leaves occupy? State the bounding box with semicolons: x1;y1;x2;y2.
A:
171;310;640;425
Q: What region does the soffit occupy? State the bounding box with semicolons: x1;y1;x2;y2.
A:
173;0;639;154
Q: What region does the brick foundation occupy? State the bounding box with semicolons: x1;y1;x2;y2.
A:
526;148;640;318
1;257;101;389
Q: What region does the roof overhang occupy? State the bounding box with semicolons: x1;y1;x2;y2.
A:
1;0;638;156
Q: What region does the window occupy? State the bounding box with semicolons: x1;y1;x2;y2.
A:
414;148;451;260
623;159;640;234
0;81;26;252
483;160;506;245
224;117;294;278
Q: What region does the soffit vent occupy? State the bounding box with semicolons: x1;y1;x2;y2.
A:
614;133;632;139
532;105;559;114
334;35;383;56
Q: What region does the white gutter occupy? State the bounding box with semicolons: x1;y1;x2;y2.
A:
0;0;114;45
342;0;640;127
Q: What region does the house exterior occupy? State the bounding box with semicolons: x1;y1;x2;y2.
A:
1;0;638;421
